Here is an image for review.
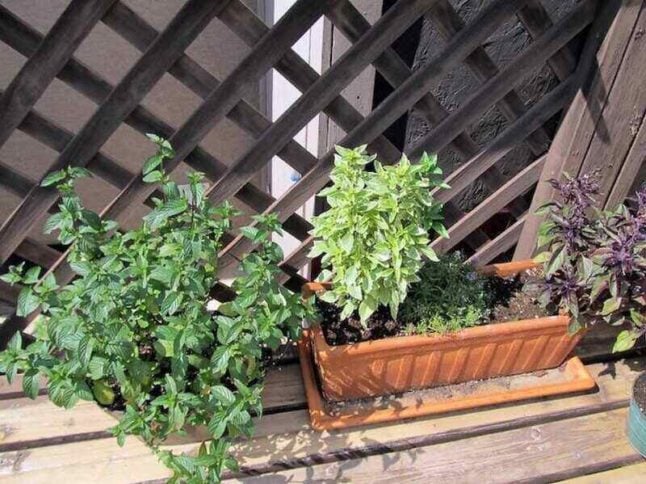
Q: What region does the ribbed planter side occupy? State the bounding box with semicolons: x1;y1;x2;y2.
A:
305;260;584;402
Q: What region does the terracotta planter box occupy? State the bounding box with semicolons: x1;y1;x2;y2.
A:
304;260;584;402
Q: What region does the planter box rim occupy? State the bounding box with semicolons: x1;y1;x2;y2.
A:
306;259;575;356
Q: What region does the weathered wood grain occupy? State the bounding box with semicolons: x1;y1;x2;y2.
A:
564;461;646;483
206;0;434;208
218;0;402;164
605;116;646;208
0;363;303;453
237;408;639;483
0;8;313;244
516;0;578;81
100;0;331;224
0;358;642;483
327;0;478;164
578;6;646;205
0;281;21;307
326;0;494;245
12;239;59;270
432;156;545;253
433;75;576;206
102;1;318;176
467;215;526;266
0;0;239;346
515;0;635;259
0;0;116;149
0;160;33;198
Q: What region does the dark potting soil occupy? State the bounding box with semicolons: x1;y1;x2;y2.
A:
634;373;646;414
318;269;550;346
489;267;547;322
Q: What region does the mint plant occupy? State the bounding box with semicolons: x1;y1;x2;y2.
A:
309;146;447;323
529;173;645;352
0;135;312;483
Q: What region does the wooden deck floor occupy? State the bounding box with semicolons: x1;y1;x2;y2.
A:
1;330;645;483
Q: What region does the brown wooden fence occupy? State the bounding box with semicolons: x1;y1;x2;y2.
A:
0;0;638;346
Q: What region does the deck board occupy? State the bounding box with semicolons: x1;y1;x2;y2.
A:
237;408;640;483
1;357;644;482
562;461;646;483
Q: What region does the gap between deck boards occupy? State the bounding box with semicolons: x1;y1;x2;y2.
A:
1;356;643;483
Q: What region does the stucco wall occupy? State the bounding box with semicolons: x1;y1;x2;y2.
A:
404;0;577;211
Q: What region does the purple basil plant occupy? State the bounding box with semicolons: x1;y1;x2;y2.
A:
529;173;645;352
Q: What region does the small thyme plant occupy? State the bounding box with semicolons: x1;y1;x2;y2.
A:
400;253;491;335
0;135;312;483
309;146;447;323
529;173;645;352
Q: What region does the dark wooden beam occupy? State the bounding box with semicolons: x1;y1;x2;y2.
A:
0;0;232;266
218;0;402;163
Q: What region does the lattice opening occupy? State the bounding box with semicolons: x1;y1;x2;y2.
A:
0;0;612;345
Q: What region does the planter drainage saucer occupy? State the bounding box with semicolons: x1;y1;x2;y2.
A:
298;330;597;431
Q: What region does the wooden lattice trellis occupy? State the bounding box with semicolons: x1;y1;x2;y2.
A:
0;0;619;346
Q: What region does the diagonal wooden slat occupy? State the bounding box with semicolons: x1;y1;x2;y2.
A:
0;159;33;198
276;75;576;281
605;117;646;209
468;215;527;266
205;0;436;209
328;0;526;207
426;1;550;156
278;235;315;285
0;93;152;269
433;76;577;206
15;109;135;190
408;0;597;159
514;0;630;259
0;280;21;307
12;238;60;270
0;0;329;343
217;0;531;264
0;159;62;268
102;1;318;176
219;1;471;249
0;4;113;104
99;0;334;224
324;0;478;162
431;156;545;253
0;0;620;350
0;0;116;150
0;0;232;265
423;0;569;157
577;17;646;205
0;10;313;244
326;0;491;247
217;0;402;163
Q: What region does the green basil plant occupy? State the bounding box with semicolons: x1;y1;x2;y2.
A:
309;145;447;324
